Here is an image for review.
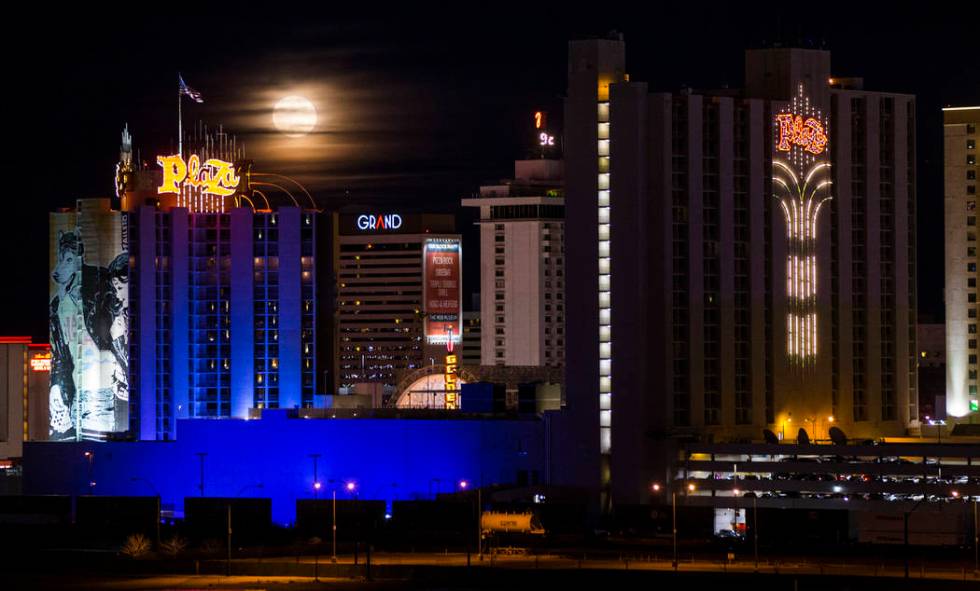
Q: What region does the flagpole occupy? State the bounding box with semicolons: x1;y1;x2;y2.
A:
177;73;183;157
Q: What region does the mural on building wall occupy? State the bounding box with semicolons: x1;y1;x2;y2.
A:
49;209;129;440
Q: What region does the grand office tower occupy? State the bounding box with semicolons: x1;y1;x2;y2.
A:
564;37;917;505
943;106;979;419
333;213;462;398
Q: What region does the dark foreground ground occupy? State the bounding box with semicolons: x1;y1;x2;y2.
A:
6;552;979;591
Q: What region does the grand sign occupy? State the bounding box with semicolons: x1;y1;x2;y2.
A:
157;154;240;196
356;213;403;231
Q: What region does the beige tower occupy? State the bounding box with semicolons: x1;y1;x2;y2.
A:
943;106;980;418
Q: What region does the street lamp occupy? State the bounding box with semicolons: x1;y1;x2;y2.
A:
458;479;469;491
927;418;946;444
672;483;695;569
83;451;95;494
310;454;321;499
327;479;341;563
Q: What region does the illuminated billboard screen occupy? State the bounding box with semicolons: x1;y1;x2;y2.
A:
49;203;129;441
423;238;462;346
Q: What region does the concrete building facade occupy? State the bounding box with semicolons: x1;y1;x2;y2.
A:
462;159;565;368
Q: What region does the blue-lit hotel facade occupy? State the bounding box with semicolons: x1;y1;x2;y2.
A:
130;206;317;441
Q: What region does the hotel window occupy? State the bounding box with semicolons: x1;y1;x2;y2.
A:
971;339;978;349
968;139;976;150
970;186;977;195
495;305;504;312
495;224;504;230
969;171;977;181
968;155;977;165
970;248;977;258
971;325;978;334
971;293;978;303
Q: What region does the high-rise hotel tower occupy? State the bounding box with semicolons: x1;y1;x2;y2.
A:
563;37;917;505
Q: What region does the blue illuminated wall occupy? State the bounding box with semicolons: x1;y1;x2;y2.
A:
23;412;545;525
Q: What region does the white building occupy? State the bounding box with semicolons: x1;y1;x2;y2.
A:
463;159;565;368
943;106;980;418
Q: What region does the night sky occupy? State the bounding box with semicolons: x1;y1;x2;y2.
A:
6;7;977;342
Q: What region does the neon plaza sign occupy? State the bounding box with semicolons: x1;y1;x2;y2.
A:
157;154;241;196
775;113;828;155
356;213;403;231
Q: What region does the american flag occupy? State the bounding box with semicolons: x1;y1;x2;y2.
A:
178;75;204;103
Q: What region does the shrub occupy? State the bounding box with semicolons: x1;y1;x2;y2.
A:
121;533;152;558
161;535;187;557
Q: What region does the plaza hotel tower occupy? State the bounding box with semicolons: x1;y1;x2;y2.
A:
560;37;916;506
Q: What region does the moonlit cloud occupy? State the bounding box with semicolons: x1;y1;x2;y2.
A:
186;44;457;200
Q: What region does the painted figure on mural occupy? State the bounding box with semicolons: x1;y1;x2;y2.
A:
49;230;83;439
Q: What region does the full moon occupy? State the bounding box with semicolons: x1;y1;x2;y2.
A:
273;95;317;137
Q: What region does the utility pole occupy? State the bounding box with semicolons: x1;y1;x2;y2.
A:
905;498;926;578
332;488;337;563
196;452;207;496
477;487;483;561
753;495;759;571
672;491;678;570
226;503;232;576
974;498;978;576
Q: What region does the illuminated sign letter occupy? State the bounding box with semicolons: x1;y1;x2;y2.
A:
157;154;187;194
776;113;828;156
